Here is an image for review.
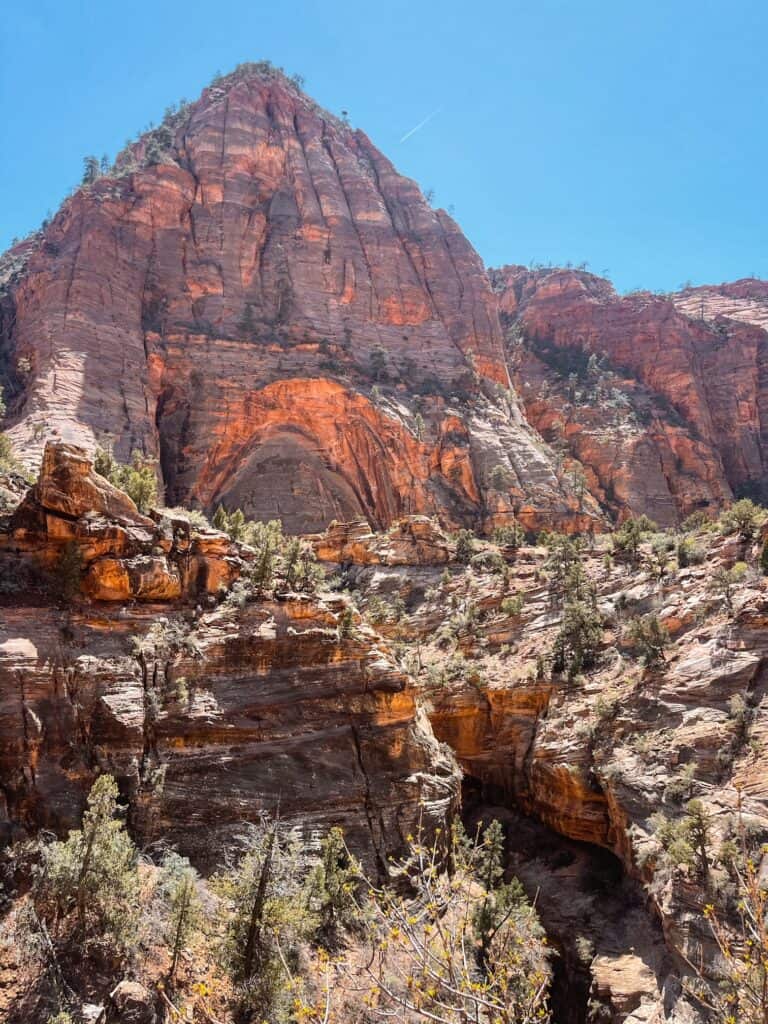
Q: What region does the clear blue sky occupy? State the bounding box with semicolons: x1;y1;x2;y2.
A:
2;0;766;292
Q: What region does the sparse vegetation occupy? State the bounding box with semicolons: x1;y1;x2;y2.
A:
34;775;141;955
492;521;525;549
360;820;551;1023
454;528;476;564
94;448;158;513
612;515;657;566
551;598;603;679
719;498;766;540
707;561;748;613
625;613;669;666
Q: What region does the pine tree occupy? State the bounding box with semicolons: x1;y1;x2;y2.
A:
81;155;100;185
212;504;229;532
36;775;140;952
227;508;246;542
161;854;202;982
307;826;360;946
251;540;275;594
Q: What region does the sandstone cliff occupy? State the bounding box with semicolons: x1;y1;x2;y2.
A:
329;519;768;1021
0;444;458;870
495;265;768;524
0;65;585;535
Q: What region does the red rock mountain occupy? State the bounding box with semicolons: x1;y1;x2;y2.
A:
0;64;585;535
495;266;768;525
2;64;767;533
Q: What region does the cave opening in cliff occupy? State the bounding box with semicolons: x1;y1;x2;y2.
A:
459;774;660;1024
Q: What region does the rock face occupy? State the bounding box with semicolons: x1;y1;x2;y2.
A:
1;442;243;602
311;514;452;565
496;265;768;523
335;524;768;1021
0;446;458;868
0;65;584;535
674;277;768;333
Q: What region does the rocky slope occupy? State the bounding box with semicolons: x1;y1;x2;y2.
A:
0;444;457;869
495;265;768;524
2;450;767;1022
0;64;586;536
331;516;768;1022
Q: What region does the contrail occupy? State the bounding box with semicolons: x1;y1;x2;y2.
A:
399;107;442;143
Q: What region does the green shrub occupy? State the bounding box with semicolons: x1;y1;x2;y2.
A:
545;534;589;603
0;433;27;476
492;522;525;549
551;599;603;679
681;509;713;532
454;529;476;564
35;775;140;955
364;594;405;625
625;614;669;666
708;562;748;613
612;515;657;565
719;498;766;540
362;819;550;1021
500;595;524;617
160;852;202;982
94;448;158;513
305;827;360;947
213;823;311;1018
676;536;705;568
470;550;506;574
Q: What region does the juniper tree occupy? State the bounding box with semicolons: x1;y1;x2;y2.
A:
36;775;140;954
626;613;669;666
305;826;360;947
708;562;747;614
161;853;202;983
720;498;765;540
454;529;476;565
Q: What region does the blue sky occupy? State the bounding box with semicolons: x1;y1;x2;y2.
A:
2;0;766;292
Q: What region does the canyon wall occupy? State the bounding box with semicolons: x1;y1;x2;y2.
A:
0;66;585;535
0;445;458;870
495;266;768;524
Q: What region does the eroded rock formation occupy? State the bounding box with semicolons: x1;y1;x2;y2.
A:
496;265;768;524
0;444;458;870
0;66;585;535
1;441;243;602
326;517;768;1021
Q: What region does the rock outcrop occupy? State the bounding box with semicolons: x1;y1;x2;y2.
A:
496;265;768;523
0;66;585;535
312;514;451;565
0;445;458;869
1;442;243;602
332;519;768;1020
